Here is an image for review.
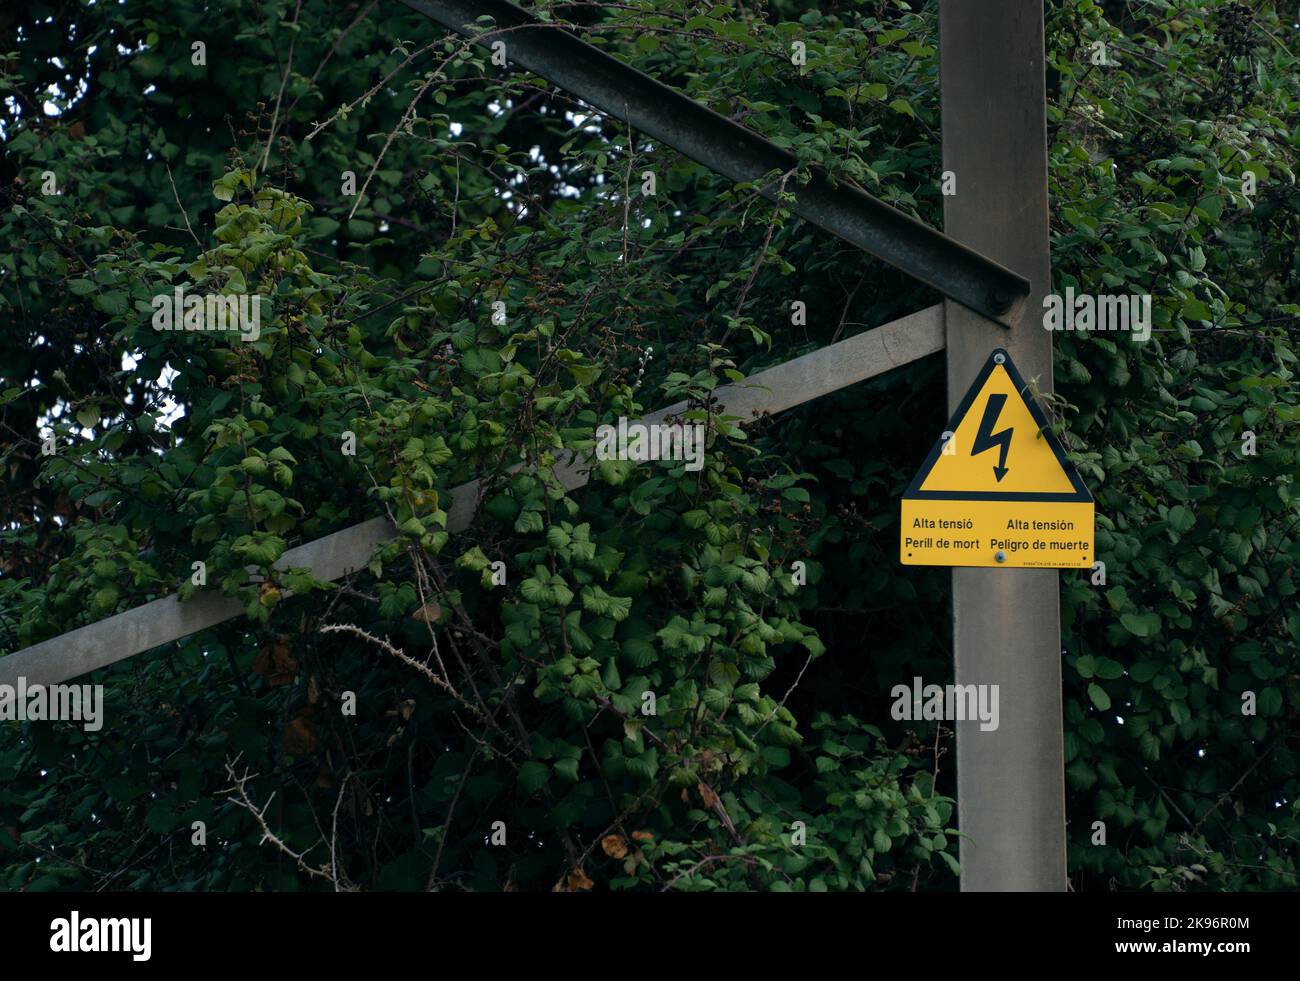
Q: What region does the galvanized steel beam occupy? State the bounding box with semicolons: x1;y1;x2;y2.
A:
0;306;944;686
398;0;1028;323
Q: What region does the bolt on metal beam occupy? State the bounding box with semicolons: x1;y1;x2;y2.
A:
398;0;1028;323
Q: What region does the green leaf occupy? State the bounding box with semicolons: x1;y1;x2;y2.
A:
1259;688;1284;716
145;802;178;833
939;850;961;876
1120;612;1159;638
93;291;129;316
581;585;632;622
1087;683;1111;712
514;509;544;534
1094;658;1125;680
1166;505;1195;533
1130;661;1160;683
553;757;579;782
517;761;550;794
1181;297;1212;322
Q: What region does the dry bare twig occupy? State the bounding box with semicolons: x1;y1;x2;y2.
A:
221;753;346;886
318;621;487;720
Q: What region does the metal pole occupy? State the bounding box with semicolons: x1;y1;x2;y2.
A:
1;307;944;686
939;0;1066;890
398;0;1029;323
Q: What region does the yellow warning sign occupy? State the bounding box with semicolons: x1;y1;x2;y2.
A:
900;349;1094;569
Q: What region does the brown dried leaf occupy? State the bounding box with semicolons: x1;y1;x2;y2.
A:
697;781;720;810
411;600;442;623
282;716;317;756
251;648;271;677
600;834;628;859
631;830;654;842
565;867;594;891
253;638;296;686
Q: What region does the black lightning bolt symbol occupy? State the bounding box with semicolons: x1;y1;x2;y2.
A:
970;394;1013;482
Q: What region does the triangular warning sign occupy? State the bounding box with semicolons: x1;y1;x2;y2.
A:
905;349;1091;502
900;349;1093;569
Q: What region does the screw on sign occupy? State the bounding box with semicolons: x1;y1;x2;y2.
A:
899;349;1094;569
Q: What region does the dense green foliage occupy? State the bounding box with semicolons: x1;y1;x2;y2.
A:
0;0;1296;891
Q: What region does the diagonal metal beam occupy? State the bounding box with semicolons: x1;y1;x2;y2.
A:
0;305;944;687
397;0;1028;324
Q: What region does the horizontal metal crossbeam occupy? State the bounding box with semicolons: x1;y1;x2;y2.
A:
399;0;1028;323
0;305;944;687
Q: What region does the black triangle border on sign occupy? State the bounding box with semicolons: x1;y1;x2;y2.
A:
903;348;1094;503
